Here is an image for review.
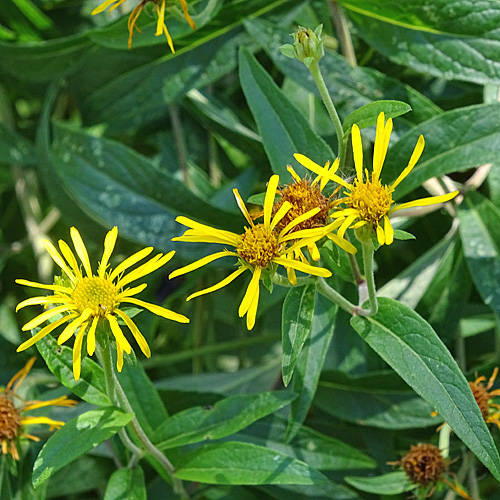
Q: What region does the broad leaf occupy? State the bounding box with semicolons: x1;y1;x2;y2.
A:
153;391;296;450
345;471;414;494
173;441;328;485
281;285;315;387
33;407;133;488
459;191;500;318
104;467;146;500
239;47;334;178
351;298;500;481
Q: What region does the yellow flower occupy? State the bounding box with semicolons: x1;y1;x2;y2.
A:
16;227;189;380
1;357;76;460
169;175;333;330
91;0;196;51
295;112;459;245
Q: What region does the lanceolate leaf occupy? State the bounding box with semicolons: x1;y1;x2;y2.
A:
33;407;134;488
345;471;414;495
383;103;500;199
351;298;500;481
35;332;110;407
459;191;500;318
153;392;296;450
239;47;334;178
281;285;315;387
104;467;146;500
173;441;329;485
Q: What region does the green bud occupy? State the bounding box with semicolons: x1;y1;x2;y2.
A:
280;25;324;67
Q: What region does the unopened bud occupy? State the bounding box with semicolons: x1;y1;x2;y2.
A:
280;25;324;68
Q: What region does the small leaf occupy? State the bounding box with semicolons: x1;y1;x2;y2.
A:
174;441;328;485
282;285;315;386
239;47;334;178
342;100;412;134
345;471;414;494
104;467;146;500
393;229;415;241
35;332;110;407
351;298;500;481
33;407;133;488
459;191;500;318
153;392;296;450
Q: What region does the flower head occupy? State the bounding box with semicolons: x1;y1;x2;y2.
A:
468;368;500;428
1;357;76;460
91;0;195;51
295;112;459;246
169;175;334;329
280;25;324;68
16;227;189;380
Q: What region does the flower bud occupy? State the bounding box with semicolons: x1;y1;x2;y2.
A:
280;25;324;68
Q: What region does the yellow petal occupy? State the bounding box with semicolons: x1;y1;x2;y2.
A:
155;0;166;36
390;135;425;190
57;310;92;345
279;207;320;238
108;0;127;13
174;217;239;246
232;188;253;226
20;416;65;428
337;213;358;239
98;226;118;278
6;357;36;392
22;305;74;331
178;0;196;29
263;175;279;229
115;308;151;357
376;224;385;245
351;124;364;182
117;283;148;299
372;112;386;182
43;240;76;283
116;340;124;372
326;233;357;254
16;295;71;312
91;0;119;15
107;314;132;354
73;323;87;381
270;201;292;231
58;239;82;280
294;153;349;188
287;165;302;182
246;282;260;330
273;257;331;277
15;279;70;294
391;190;459;213
169;251;238;279
186;267;247;301
117;251;174;289
17;315;77;352
383;216;394;245
70;227;93;278
121;297;190;324
87;316;99;356
239;267;261;318
109;246;154;282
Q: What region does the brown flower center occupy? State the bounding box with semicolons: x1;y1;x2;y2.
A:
347;179;393;225
401;443;446;487
72;276;118;316
273;179;330;233
236;224;279;268
469;381;490;419
0;396;21;441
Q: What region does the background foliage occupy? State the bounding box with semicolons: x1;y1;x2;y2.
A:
1;0;500;498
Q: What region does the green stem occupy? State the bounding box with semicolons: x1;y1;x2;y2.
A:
308;60;345;164
361;240;378;315
270;273;317;288
327;0;357;67
97;344;189;499
316;277;372;316
438;422;452;459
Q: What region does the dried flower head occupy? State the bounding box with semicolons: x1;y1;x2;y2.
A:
400;443;446;487
469;367;500;427
0;358;76;460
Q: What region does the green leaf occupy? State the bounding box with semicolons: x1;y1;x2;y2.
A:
286;291;336;442
384;103;500;199
173;441;329;485
281;285;315;387
32;407;133;488
345;471;414;495
351;297;500;481
49;122;242;252
393;229;415;241
236;415;377;472
35;332;110;407
118;362;168;438
239;47;334;178
0;124;35;166
153;391;296;450
459;191;500;318
244;18;442;127
104;467;146;500
260;483;361;500
315;370;436;429
345;6;500;85
342;100;412;134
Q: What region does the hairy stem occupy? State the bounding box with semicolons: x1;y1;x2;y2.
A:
361;241;378;316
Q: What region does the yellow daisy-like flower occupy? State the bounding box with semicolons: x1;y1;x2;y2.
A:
295;112;459;246
91;0;196;51
16;227;189;380
169;175;333;330
1;357;76;460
